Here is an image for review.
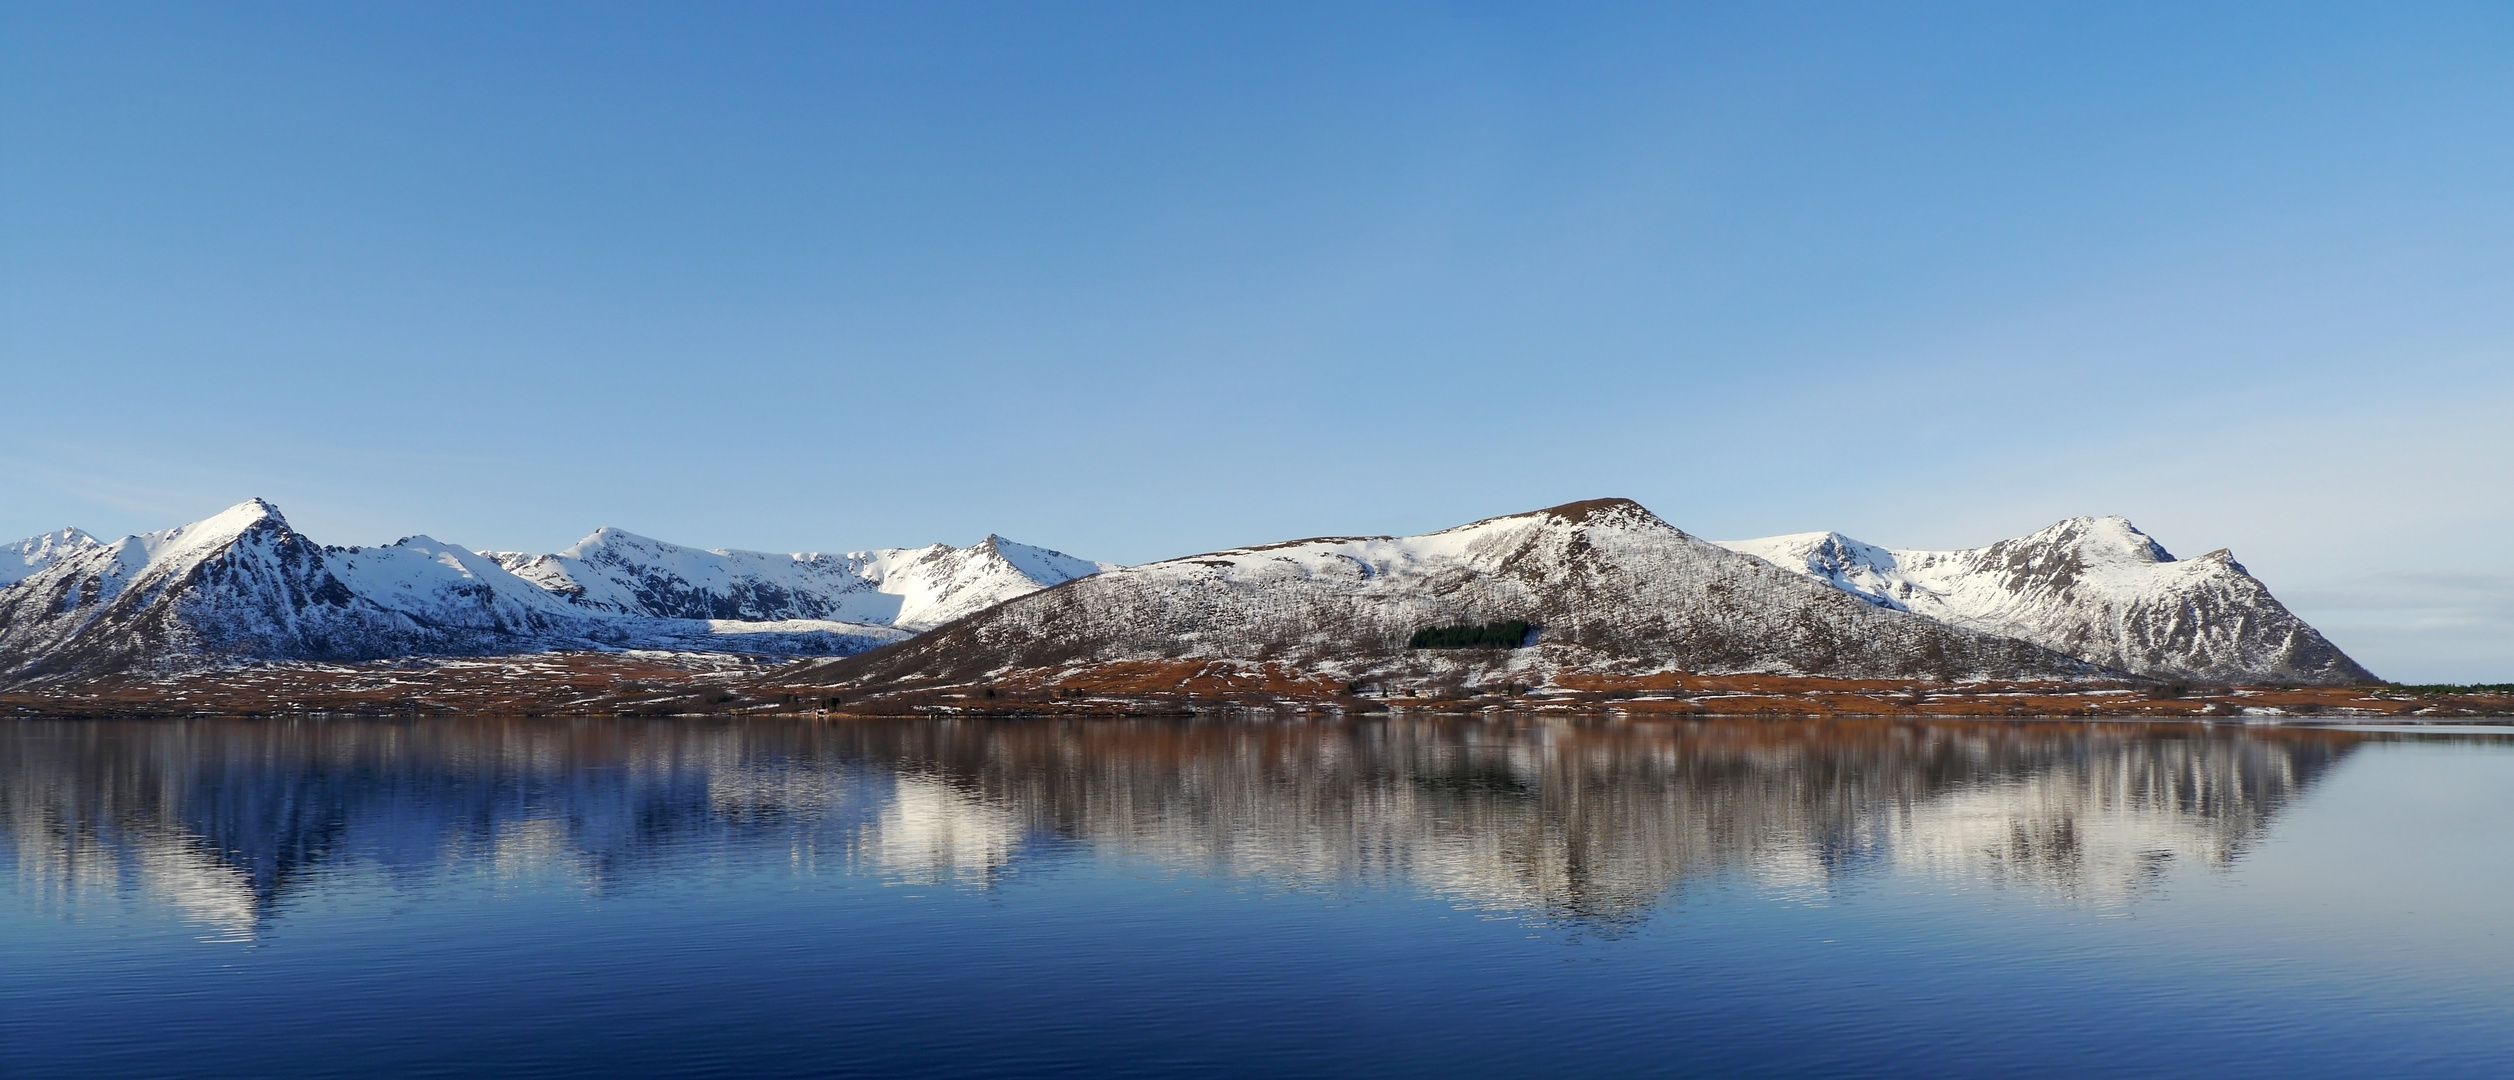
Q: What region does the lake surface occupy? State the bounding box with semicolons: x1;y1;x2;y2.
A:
6;715;2513;1078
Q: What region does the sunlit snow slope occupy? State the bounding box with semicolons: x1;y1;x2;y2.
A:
485;530;1108;632
1716;517;2373;684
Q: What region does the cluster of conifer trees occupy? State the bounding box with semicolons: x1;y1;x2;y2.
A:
1407;620;1531;650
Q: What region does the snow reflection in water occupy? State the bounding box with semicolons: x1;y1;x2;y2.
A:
1;716;2370;935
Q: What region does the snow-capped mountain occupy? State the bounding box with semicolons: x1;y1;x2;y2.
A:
2;498;2370;691
798;498;2105;690
484;529;1108;631
0;501;907;686
3;527;100;587
1717;517;2372;685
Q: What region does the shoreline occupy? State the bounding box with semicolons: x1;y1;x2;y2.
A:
3;650;2508;721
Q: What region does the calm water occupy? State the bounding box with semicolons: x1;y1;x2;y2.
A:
6;716;2512;1079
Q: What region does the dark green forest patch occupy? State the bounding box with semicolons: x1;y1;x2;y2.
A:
2396;683;2514;695
1408;620;1532;650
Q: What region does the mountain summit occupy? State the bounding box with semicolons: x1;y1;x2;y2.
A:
2;527;102;587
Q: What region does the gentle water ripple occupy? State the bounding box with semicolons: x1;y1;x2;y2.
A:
4;716;2511;1077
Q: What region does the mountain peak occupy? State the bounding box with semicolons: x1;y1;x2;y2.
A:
2025;515;2173;564
973;535;1104;591
2;527;103;587
2196;548;2248;573
1757;531;1900;575
127;498;293;566
1534;497;1652;526
560;526;671;558
1441;498;1668;537
213;497;287;529
7;526;98;553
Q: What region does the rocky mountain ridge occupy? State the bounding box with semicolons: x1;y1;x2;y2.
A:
0;501;1096;687
1716;516;2372;685
485;527;1108;631
3;527;101;587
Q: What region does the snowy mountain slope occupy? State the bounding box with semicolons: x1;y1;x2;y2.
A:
3;528;100;587
485;529;1108;631
0;501;903;686
795;498;2106;689
1717;517;2373;685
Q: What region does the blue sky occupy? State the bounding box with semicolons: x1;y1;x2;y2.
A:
4;2;2509;680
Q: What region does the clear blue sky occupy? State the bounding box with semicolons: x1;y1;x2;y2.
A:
4;2;2509;680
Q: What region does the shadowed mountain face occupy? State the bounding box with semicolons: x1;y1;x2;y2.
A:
2;716;2369;936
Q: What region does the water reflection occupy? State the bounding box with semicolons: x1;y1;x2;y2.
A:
2;717;2372;935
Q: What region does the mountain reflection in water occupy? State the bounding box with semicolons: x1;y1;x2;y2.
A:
3;717;2364;936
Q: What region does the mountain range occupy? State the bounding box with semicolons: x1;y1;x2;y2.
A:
0;496;2375;690
1716;516;2373;685
797;499;2100;693
483;527;1108;630
0;500;1097;687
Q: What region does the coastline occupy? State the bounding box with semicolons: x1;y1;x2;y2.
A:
4;651;2507;721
